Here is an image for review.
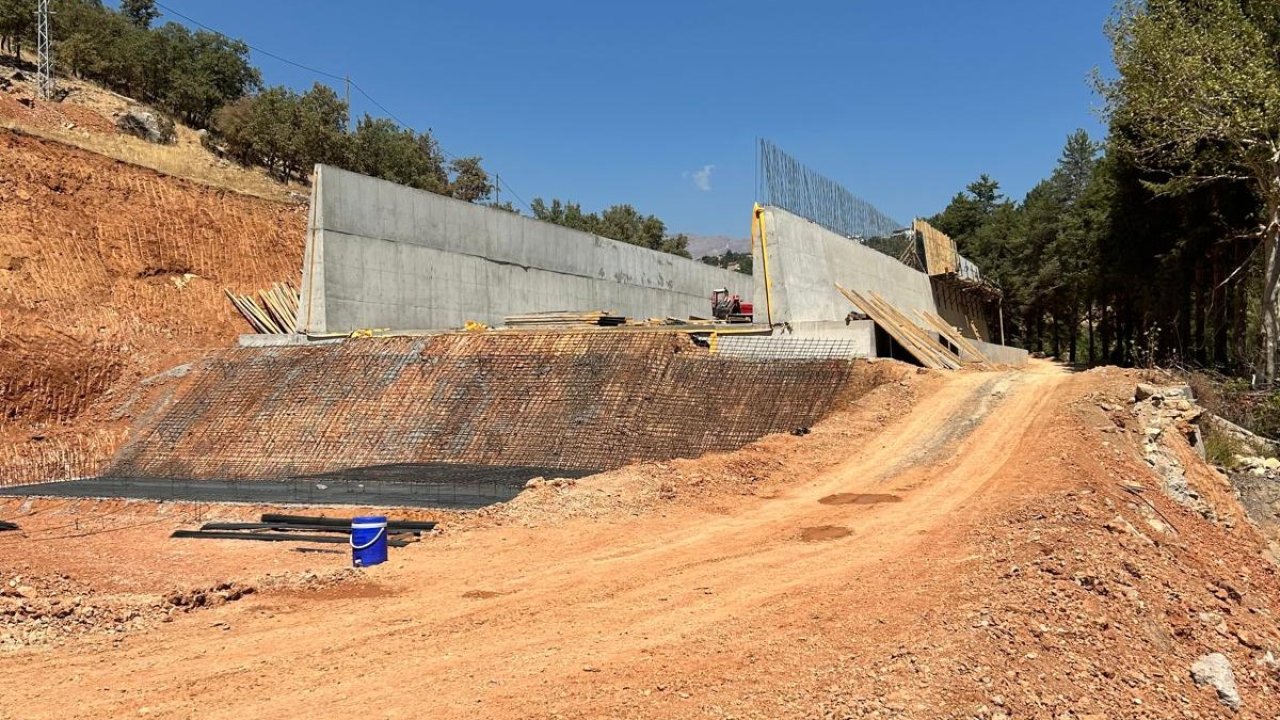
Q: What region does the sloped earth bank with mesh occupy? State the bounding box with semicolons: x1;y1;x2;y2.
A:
35;333;891;507
0;131;306;485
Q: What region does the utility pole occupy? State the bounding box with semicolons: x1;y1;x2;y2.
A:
495;173;500;206
35;0;53;101
344;75;352;131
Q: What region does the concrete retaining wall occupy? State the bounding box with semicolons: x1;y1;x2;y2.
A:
754;205;1003;352
755;206;936;329
297;166;751;333
972;338;1029;367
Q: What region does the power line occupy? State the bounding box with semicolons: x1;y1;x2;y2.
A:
497;175;531;212
151;1;533;211
153;1;345;82
345;79;531;211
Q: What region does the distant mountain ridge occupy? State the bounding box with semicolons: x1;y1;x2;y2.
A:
684;234;751;259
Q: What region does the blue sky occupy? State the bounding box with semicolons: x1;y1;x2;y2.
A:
132;1;1116;237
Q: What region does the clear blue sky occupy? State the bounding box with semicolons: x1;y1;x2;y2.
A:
131;1;1116;237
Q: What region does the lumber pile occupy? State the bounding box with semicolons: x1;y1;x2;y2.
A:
834;284;963;370
504;310;626;329
226;282;299;334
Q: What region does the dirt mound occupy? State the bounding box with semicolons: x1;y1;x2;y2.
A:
0;130;305;485
0;575;253;650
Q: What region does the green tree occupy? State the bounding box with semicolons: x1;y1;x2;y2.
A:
530;198;692;258
58;8;141;90
292;82;348;175
208;95;256;164
246;86;298;177
120;0;159;29
700;250;752;275
1100;0;1280;378
161;26;260;127
0;0;33;58
343;115;448;192
658;232;692;259
448;156;493;203
596;204;666;251
530;198;593;232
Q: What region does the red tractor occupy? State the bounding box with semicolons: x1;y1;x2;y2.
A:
711;288;753;323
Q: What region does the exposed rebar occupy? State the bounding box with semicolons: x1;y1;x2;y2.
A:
759;139;904;241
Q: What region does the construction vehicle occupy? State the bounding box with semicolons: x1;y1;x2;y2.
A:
711;288;753;323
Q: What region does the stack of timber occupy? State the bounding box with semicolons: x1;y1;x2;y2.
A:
504;310;627;329
226;282;300;335
915;310;991;364
834;284;963;370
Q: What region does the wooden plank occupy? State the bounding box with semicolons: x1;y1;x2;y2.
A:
835;284;951;369
853;290;946;368
917;310;989;364
226;290;270;333
921;311;988;361
850;289;949;368
835;284;921;364
919;312;984;363
914;218;958;276
857;290;955;369
865;291;962;369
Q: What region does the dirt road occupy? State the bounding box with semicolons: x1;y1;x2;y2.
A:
6;363;1273;719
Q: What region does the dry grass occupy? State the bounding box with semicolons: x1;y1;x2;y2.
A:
0;118;301;204
0;65;303;204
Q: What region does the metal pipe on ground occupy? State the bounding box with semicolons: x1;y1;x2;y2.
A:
259;513;437;532
170;529;415;547
199;521;422;536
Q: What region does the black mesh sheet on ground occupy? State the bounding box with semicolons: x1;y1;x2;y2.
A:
2;462;593;509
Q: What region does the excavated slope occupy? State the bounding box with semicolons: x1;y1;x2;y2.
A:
105;333;884;485
0;130;305;483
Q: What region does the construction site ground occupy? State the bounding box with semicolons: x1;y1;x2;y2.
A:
3;361;1279;719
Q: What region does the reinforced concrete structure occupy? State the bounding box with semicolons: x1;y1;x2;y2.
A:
297;166;750;333
750;205;1024;365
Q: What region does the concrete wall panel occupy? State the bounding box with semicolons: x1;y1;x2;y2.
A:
755;206;936;328
755;205;1016;359
971;338;1030;367
299;166;750;333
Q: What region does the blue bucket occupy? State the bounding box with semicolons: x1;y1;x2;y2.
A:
350;515;388;567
